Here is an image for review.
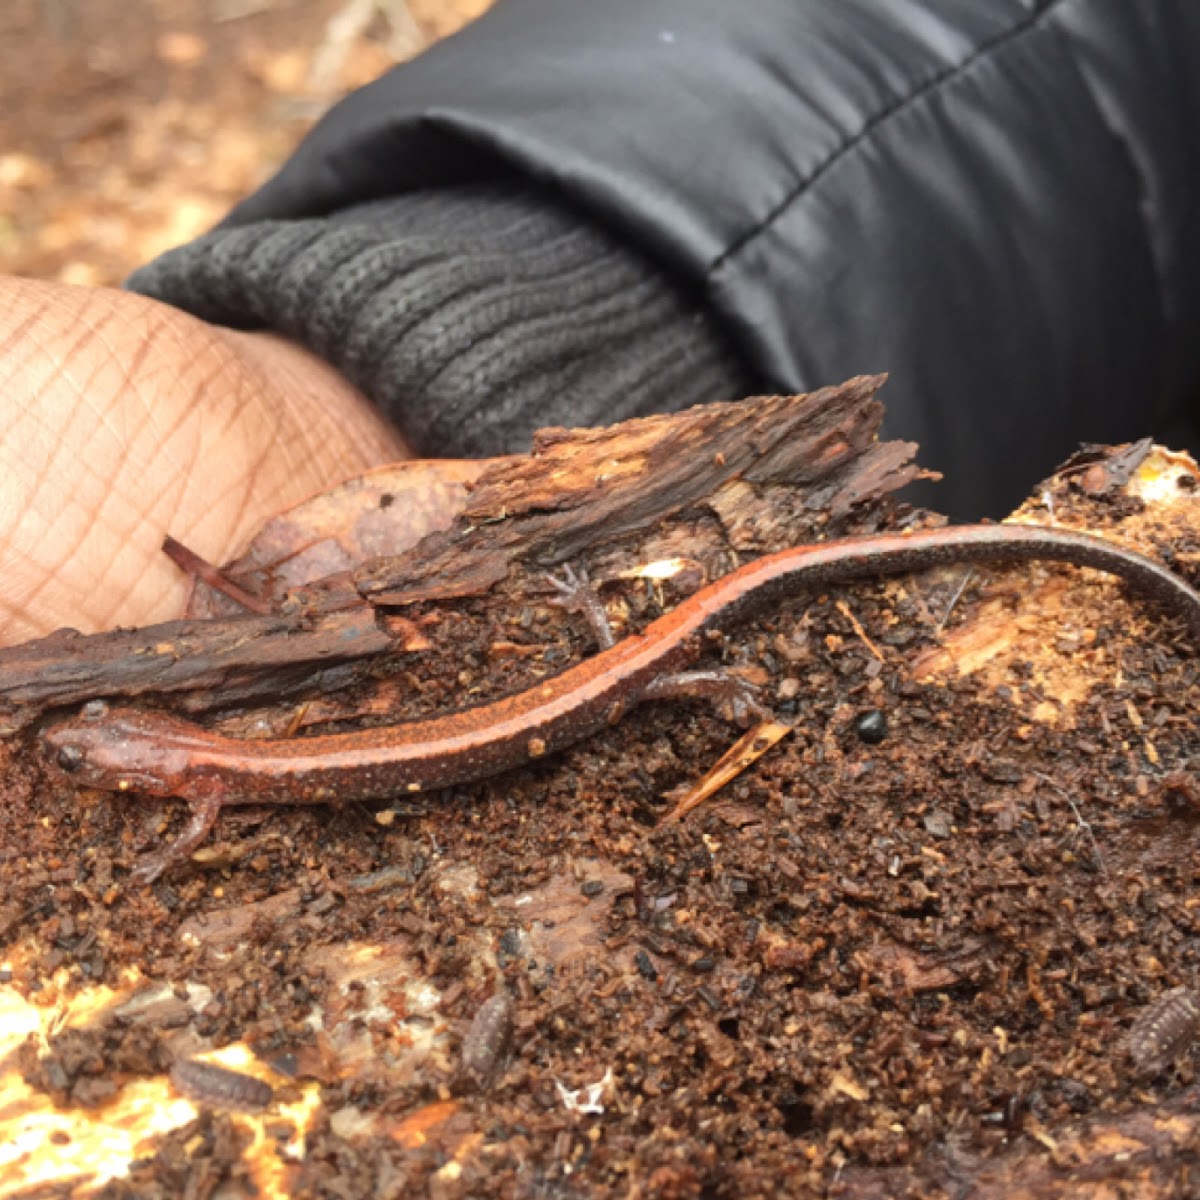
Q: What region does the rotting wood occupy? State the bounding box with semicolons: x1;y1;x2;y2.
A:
5;424;1200;1196
354;373;921;602
0;608;391;734
834;1096;1200;1198
0;374;925;725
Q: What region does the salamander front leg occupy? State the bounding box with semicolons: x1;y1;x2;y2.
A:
545;565;616;649
643;669;771;726
130;793;225;885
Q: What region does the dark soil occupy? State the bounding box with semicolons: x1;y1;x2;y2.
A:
6;491;1200;1196
4;7;1200;1195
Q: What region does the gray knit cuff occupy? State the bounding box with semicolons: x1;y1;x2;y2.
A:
126;184;756;458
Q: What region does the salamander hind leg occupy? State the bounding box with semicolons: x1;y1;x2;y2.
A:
130;793;226;885
643;669;770;727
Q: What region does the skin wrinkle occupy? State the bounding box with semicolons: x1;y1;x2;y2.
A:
211;375;281;563
0;276;410;644
95;521;161;633
119;343;226;624
101;430;215;629
48;304;117;415
8;294;194;554
189;341;299;552
254;408;334;521
10;371;104;610
165;337;234;472
3;311;70;430
48;303;138;475
0;307;50;409
120;317;159;389
0;289;92;631
216;321;389;489
60;313;162;591
94;406;196;628
232;329;399;486
104;345;215;625
24;399;145;523
102;322;300;625
109;336;292;627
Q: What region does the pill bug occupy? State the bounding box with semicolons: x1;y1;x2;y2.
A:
1126;986;1200;1076
170;1058;274;1111
460;991;514;1083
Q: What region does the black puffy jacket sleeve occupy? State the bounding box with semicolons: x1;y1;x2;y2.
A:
181;0;1200;515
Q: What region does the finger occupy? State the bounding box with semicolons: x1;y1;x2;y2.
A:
0;276;409;644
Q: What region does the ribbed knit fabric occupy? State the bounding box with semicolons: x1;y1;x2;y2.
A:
126;183;758;458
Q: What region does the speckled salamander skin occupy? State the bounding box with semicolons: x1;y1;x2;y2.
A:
41;523;1200;830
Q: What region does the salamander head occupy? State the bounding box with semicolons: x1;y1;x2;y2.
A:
42;701;194;796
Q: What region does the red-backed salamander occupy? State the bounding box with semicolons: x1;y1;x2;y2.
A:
40;524;1200;882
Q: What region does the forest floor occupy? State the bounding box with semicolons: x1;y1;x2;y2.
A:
0;0;487;285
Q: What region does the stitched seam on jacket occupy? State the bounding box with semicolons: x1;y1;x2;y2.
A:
707;0;1071;277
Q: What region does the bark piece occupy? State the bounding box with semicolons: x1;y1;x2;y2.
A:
355;373;918;602
0;374;920;724
0;608;390;733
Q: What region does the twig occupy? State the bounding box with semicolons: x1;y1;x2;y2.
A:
834;598;884;662
935;569;975;634
1033;771;1107;875
161;535;271;616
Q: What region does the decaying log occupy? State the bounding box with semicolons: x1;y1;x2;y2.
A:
0;608;391;735
0;373;924;726
355;372;919;602
7;376;1200;1199
835;1093;1200;1198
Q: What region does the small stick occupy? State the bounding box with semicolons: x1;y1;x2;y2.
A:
935;568;976;634
1034;771;1107;875
834;598;884;662
161;534;271;615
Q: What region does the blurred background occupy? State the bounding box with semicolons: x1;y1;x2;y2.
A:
0;0;490;285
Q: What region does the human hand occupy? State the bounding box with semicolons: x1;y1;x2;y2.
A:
0;276;411;646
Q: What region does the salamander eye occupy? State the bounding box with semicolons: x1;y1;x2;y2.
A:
81;700;109;721
56;744;86;773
